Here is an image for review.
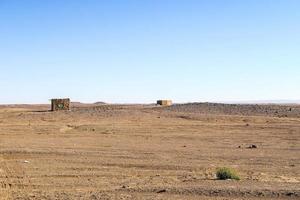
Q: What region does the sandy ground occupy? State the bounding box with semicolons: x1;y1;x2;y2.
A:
0;104;299;199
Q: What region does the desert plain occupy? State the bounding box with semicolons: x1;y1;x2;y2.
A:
0;103;299;199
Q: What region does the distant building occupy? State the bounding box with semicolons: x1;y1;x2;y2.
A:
157;100;172;106
51;98;70;111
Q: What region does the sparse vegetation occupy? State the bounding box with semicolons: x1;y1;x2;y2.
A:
216;167;240;180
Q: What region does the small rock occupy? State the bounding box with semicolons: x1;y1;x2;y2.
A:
157;189;167;193
248;144;257;149
286;192;295;197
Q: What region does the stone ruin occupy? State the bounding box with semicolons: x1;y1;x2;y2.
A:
51;98;70;111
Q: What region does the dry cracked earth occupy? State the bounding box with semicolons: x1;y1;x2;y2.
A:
0;103;299;199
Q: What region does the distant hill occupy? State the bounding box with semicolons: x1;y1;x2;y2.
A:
159;102;300;118
219;100;300;105
94;101;107;105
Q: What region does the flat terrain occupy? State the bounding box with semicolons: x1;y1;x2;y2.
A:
0;103;299;199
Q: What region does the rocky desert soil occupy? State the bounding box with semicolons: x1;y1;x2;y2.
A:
0;103;299;199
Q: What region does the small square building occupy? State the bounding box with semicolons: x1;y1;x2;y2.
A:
157;100;172;106
51;98;70;111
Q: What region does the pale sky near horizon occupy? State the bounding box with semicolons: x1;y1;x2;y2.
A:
0;0;299;104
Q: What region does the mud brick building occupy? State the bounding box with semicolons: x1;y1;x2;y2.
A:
157;100;172;106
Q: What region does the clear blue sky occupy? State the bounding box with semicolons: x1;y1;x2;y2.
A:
0;0;299;104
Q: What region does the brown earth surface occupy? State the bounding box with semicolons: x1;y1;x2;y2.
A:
0;103;299;199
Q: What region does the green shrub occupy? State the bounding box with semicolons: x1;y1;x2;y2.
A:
216;167;240;180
